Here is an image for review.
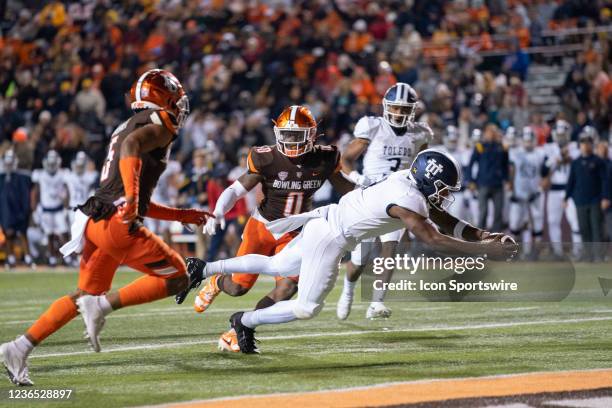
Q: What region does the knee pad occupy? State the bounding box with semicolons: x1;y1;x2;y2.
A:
293;301;324;320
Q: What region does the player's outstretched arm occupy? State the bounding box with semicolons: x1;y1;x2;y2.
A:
389;205;517;260
145;202;212;226
118;124;174;224
204;172;263;235
342;138;370;185
328;171;356;195
428;206;508;242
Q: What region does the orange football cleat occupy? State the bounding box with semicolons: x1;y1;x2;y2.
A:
194;274;221;313
217;329;240;352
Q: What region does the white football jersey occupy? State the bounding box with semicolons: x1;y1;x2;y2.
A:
32;169;68;209
509;147;547;199
355;116;433;182
152;160;182;205
328;169;428;242
543;142;580;186
64;171;98;208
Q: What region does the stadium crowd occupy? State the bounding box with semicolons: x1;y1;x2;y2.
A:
0;0;611;267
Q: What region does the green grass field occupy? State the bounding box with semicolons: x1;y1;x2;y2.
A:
0;266;611;407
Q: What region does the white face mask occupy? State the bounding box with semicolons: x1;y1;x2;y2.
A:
383;100;415;128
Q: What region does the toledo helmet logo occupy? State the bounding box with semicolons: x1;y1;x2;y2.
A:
278;171;288;181
424;158;444;179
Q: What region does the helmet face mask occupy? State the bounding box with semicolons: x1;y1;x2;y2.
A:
382;83;418;128
428;179;459;211
383;100;416;128
273;105;317;158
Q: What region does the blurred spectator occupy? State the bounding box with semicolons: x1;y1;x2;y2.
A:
565;133;608;261
0;0;609;263
468;124;509;231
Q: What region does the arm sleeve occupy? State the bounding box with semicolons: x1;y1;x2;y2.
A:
212;180;248;217
600;160;608;200
501;148;509;181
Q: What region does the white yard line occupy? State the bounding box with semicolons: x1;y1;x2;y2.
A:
494;307;540;312
29;315;612;359
0;304;450;325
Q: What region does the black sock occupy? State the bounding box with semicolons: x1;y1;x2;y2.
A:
254;296;276;310
217;275;226;293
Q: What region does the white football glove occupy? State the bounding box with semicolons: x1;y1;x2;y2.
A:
348;171;371;187
204;214;226;235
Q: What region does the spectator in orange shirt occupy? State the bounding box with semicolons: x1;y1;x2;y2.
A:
343;20;372;54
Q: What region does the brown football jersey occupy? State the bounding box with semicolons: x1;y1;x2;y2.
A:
247;144;341;221
81;109;175;221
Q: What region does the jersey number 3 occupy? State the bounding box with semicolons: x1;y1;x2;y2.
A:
283;192;304;217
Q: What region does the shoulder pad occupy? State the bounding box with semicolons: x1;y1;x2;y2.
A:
354;116;382;140
247;145;275;174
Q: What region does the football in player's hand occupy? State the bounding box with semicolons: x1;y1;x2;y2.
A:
480;232;518;261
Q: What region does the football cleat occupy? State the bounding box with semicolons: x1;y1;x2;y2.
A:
217;329;240;352
194;275;221;313
229;312;259;354
76;295;106;352
366;302;392;319
336;290;354;320
1;341;33;386
175;257;207;304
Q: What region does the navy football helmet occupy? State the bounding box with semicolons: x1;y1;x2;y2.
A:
382;83;418;128
409;148;462;211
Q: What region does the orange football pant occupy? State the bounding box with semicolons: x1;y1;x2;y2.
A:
27;213;186;343
230;217;299;290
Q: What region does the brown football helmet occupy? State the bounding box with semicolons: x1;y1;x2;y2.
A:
273;105;317;157
129;69;189;130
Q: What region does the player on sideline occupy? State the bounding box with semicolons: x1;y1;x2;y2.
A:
178;149;518;353
0;69;211;386
337;82;432;320
544;120;582;258
32;150;69;267
191;105;355;352
508;127;548;259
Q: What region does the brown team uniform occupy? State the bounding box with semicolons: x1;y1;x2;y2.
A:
231;144;341;289
77;109;186;295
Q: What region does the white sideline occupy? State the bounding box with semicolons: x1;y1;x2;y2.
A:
29;315;612;359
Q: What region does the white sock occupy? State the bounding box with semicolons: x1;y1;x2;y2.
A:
370;301;384;308
343;275;356;296
7;254;16;264
206;254;279;278
14;335;34;354
241;300;298;328
98;295;113;316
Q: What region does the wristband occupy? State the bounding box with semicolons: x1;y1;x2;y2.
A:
453;220;468;239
